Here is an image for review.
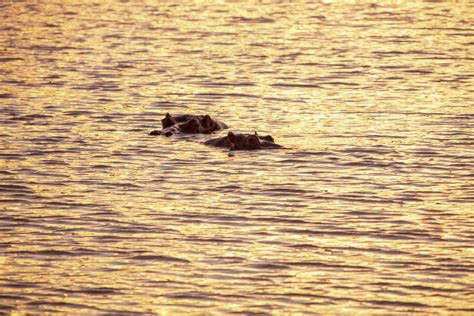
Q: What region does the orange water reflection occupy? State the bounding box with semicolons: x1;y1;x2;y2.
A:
1;0;473;314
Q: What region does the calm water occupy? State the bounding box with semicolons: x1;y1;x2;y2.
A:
1;0;473;314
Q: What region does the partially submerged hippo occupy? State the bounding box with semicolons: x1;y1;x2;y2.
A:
204;132;282;150
150;113;227;136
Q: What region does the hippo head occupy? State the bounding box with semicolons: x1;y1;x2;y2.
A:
161;113;177;129
227;132;262;150
200;115;219;133
178;118;203;134
254;132;275;143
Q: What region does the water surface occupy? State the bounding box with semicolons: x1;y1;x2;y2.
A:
1;0;473;314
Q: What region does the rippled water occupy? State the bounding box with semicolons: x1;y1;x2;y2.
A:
1;0;473;314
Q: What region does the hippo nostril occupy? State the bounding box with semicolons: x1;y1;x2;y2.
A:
164;131;173;137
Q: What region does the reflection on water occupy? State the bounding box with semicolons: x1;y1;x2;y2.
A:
1;0;473;314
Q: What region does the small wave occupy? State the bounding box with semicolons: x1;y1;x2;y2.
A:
60;287;121;295
246;263;290;270
0;304;13;311
0;57;23;63
29;45;79;51
11;114;53;121
369;300;433;308
26;300;98;311
186;237;245;244
14;250;75;256
131;255;190;263
320;81;360;86
271;83;321;88
401;284;466;294
0;184;34;193
230;16;275;23
0;93;16;98
286;261;373;271
64;110;94;116
449;307;474;312
195;92;260;98
0;294;28;301
165;292;220;302
288;244;320;249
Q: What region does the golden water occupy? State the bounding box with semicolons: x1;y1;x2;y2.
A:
1;1;473;314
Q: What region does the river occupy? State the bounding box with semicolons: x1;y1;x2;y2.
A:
1;0;473;314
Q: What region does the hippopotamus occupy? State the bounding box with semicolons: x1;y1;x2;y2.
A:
204;132;282;150
149;113;228;136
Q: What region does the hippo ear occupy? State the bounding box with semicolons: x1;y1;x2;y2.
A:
254;131;258;136
227;132;236;142
162;113;176;128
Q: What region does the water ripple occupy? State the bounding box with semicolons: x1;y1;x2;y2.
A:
0;0;472;314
